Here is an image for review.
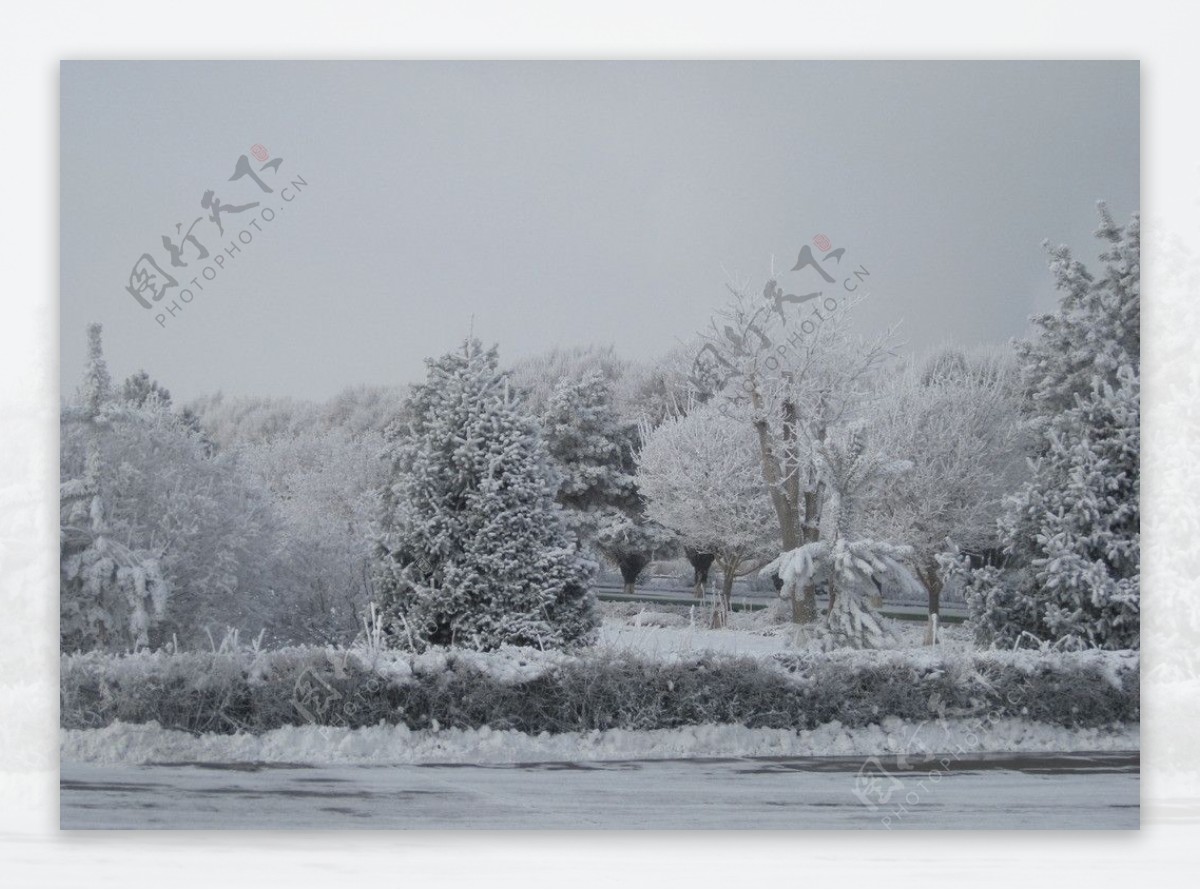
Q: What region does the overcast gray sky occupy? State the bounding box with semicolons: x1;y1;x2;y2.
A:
61;61;1138;403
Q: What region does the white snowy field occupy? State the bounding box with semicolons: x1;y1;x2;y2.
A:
60;754;1139;830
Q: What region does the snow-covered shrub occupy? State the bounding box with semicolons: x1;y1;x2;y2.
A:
762;425;924;648
62;644;1139;735
765;539;924;651
628;610;691;629
372;340;599;651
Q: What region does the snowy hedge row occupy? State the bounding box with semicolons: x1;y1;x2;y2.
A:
60;645;1139;736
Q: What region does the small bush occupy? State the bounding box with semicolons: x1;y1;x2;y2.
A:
60;645;1139;736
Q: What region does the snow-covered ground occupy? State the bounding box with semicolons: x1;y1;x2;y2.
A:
595;603;973;658
62;716;1138;767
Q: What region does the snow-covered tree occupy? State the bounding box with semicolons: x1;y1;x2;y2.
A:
238;426;387;644
636;404;777;625
507;344;631;418
372;340;599;651
186;384;410;450
541;369;640;546
593;510;677;597
763;537;920;650
762;425;922;648
61;325;169;651
862;347;1024;641
61;325;287;650
683;546;717;600
621;342;715;426
60;459;170;652
694;283;897;621
75;322;111;417
953;205;1140;650
520;358;682;599
119;370;173;409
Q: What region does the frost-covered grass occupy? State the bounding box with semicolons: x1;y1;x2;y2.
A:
61;614;1139;738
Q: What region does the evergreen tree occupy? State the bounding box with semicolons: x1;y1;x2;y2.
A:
61;325;169;651
373;341;599;650
120;370;173;409
955;205;1140;650
76;322;111;418
541;369;639;546
120;369;215;452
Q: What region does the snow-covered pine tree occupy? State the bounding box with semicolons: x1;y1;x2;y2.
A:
541;369;639;546
119;370;173;409
60;324;169;651
372;340;599;651
955;205;1140;650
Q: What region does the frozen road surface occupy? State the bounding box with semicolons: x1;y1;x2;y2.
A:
61;752;1138;830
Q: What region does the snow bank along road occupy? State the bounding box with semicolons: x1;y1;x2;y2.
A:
61;752;1138;829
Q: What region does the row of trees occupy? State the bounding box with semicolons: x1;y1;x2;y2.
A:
61;206;1139;653
60;329;388;650
362;295;1028;646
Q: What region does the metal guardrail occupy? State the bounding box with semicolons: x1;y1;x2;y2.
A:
594;584;968;623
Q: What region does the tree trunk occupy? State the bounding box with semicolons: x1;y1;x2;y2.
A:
750;384;802;549
618;554;650;597
754;416;800;548
781;392;802;533
711;564;736;629
918;562;943;646
750;381;820;624
791;589;817;623
685;548;715;599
